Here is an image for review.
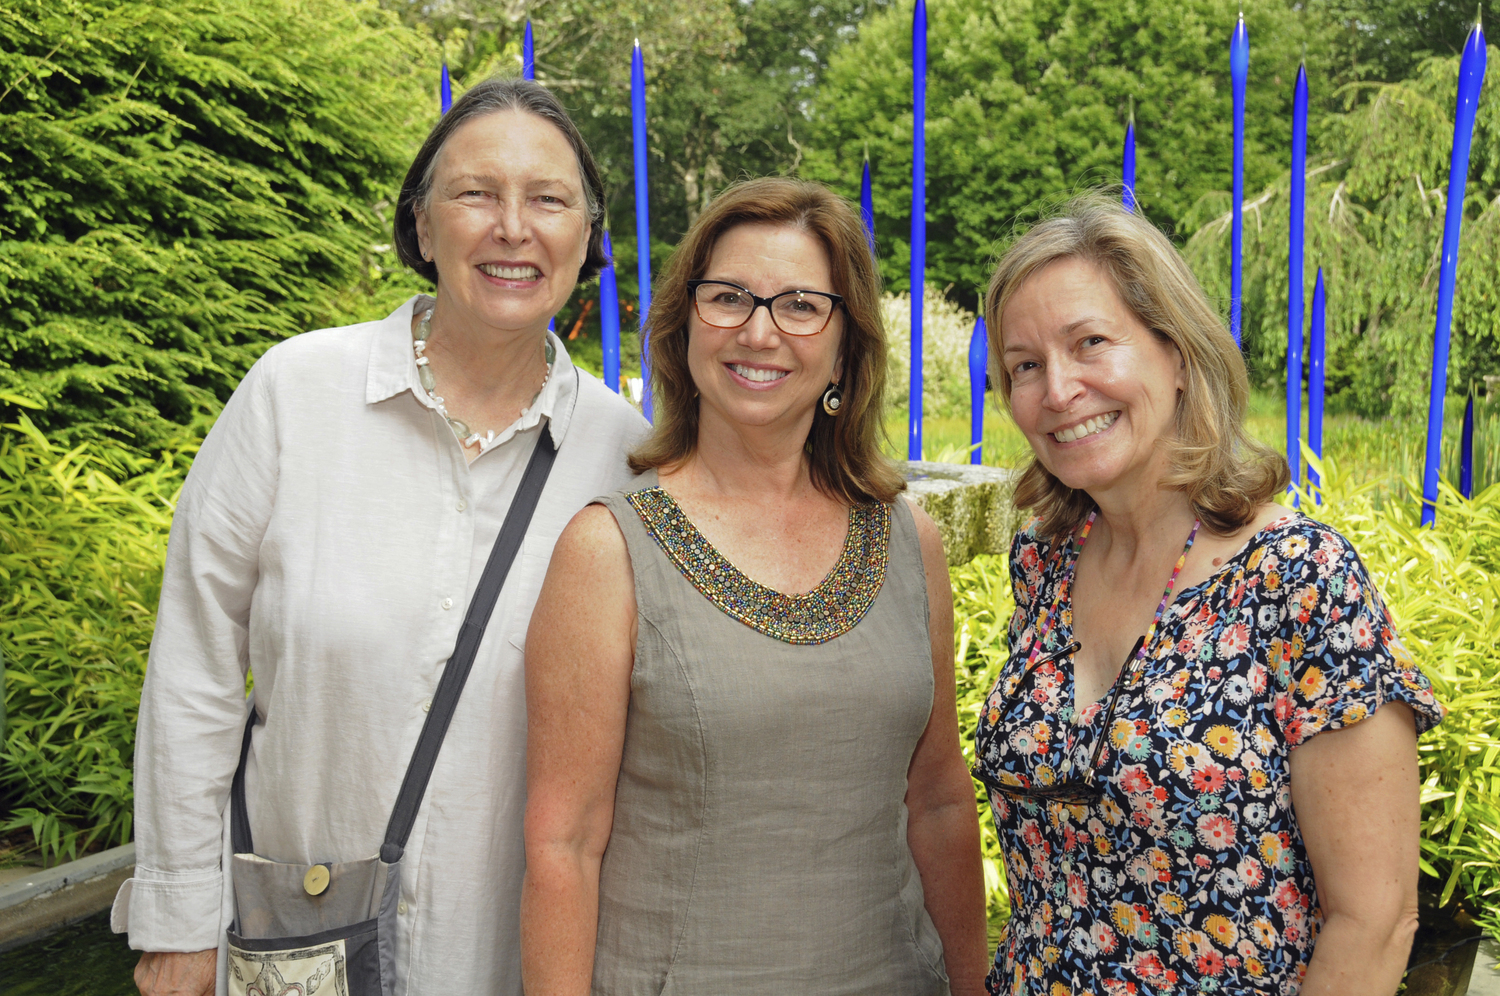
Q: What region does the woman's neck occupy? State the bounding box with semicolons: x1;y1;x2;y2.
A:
1087;485;1197;565
421;293;550;412
673;406;818;503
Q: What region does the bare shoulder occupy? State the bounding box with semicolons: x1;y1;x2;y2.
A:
901;497;951;586
544;503;631;585
529;503;635;653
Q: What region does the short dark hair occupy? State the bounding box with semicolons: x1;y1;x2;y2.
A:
394;77;608;284
629;177;905;507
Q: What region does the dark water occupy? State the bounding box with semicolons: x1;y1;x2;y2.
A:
0;911;137;995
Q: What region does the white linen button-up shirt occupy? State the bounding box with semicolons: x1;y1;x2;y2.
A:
112;296;648;994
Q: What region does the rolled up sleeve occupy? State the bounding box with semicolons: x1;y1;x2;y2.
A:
112;356;280;951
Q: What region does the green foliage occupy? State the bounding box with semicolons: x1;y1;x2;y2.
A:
0;0;433;449
1315;0;1499;84
1184;45;1500;416
1298;453;1500;935
805;0;1342;307
950;552;1016;932
0;417;186;864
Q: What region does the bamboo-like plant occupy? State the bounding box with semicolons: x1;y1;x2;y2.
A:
0;416;187;862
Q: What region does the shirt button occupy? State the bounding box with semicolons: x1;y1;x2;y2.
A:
441;597;453;610
421;699;431;713
456;499;467;512
398;901;408;915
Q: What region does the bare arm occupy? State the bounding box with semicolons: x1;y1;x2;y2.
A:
520;505;637;996
904;501;989;996
1292;703;1421;995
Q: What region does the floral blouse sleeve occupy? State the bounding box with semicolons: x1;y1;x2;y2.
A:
1265;523;1444;747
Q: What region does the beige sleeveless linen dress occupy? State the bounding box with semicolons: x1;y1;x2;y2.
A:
592;472;951;996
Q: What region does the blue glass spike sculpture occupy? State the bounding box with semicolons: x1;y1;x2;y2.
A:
1286;64;1308;500
1229;15;1248;348
1462;393;1476;499
632;40;653;421
909;0;927;460
861;156;876;255
600;231;621;393
523;21;535;79
969;317;988;465
441;64;453;114
1122;117;1137;213
1422;18;1487;525
1308;268;1326;502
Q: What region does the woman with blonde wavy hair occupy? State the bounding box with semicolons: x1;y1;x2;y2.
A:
520;176;987;995
970;196;1442;995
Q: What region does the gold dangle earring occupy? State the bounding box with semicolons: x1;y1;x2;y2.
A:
821;383;844;416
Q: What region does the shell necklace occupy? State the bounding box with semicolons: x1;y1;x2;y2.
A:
412;308;553;451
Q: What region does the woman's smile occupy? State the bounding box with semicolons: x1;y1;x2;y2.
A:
725;361;791;388
477;261;544;285
1049;410;1120;444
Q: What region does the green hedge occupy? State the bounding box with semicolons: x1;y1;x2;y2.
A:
0;0;431;450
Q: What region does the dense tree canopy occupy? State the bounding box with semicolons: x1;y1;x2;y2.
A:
1;0;1493;437
0;0;431;447
803;0;1355;307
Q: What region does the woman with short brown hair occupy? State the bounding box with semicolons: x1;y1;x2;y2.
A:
520;177;988;995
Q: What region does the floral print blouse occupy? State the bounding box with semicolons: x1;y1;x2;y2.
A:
974;513;1444;996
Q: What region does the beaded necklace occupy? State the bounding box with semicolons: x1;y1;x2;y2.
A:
412;308;553;451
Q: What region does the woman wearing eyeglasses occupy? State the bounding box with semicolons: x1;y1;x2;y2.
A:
971;196;1444;996
519;177;988;995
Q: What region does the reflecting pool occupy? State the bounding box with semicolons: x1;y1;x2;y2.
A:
0;910;136;995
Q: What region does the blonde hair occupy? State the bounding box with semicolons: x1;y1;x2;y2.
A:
629;177;904;505
984;195;1288;539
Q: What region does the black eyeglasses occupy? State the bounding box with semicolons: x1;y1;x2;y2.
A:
686;280;844;336
972;635;1146;806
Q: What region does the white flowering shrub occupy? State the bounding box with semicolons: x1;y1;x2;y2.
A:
881;286;984;427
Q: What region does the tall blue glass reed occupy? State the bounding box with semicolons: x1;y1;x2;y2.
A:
1229;15;1248;347
441;64;452;114
969;317;987;465
600;232;621;393
1122;118;1137;213
909;0;928;460
523;21;535;79
632;41;653;421
1308;268;1326;502
861;157;876;255
1421;19;1487;525
1462;394;1476;499
1286;65;1308;499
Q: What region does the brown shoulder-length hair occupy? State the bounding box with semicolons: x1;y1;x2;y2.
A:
629;177;904;506
984;195;1288;539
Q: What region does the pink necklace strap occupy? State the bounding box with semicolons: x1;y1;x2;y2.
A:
1026;513;1200;669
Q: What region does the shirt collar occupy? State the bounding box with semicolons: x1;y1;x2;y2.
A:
366;295;580;449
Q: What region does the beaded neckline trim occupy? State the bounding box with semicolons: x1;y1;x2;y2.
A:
625;487;891;645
